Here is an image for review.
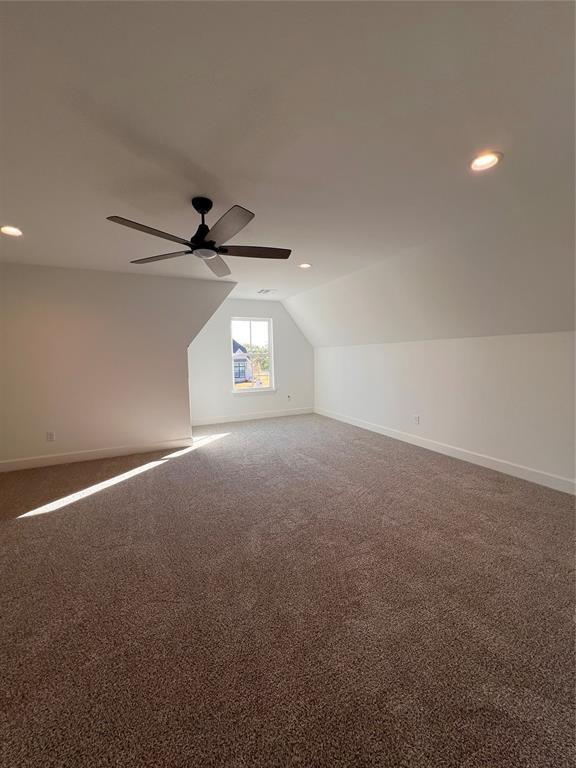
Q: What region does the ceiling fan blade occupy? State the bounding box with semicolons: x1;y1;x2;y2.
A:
204;254;231;278
219;245;291;260
131;250;191;264
207;205;254;246
108;216;190;246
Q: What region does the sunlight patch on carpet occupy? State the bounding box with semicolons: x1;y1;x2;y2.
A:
18;433;229;518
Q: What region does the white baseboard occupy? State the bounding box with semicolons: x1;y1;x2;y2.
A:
0;437;193;473
191;407;313;428
315;408;575;495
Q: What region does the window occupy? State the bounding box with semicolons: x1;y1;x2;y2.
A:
231;318;274;392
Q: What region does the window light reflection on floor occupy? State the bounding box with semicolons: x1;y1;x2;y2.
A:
18;433;229;519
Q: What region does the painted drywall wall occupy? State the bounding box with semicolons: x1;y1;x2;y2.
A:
284;237;574;492
188;298;313;426
0;263;233;468
315;332;575;492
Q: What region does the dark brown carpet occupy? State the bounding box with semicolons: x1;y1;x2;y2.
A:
1;414;574;767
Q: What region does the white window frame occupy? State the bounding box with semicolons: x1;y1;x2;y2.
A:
230;317;275;394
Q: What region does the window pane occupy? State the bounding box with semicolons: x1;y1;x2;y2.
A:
231;320;250;349
250;353;271;388
248;320;269;350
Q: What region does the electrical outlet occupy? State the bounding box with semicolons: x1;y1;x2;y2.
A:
46;431;56;442
413;415;420;426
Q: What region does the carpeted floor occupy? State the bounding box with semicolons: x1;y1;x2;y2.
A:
1;414;574;767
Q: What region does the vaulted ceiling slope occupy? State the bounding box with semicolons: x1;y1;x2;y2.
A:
0;2;573;304
284;232;575;347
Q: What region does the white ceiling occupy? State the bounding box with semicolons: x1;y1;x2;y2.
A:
0;2;573;300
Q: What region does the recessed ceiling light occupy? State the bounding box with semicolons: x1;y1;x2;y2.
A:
299;263;312;269
470;151;503;172
1;225;23;237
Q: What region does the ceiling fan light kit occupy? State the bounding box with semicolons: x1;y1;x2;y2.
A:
107;197;291;278
194;248;218;260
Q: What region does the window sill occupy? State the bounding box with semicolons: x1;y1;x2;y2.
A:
231;388;277;395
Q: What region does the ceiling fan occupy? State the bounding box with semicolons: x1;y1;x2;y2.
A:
107;197;291;278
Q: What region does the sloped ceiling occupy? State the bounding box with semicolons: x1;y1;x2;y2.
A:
1;1;573;305
284;231;575;347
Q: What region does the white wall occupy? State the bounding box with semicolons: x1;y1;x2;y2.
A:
315;333;575;493
188;298;314;426
285;243;575;493
0;263;233;469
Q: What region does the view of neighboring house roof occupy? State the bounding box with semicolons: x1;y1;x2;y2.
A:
232;339;247;354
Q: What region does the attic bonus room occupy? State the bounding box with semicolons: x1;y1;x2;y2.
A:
0;2;574;767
